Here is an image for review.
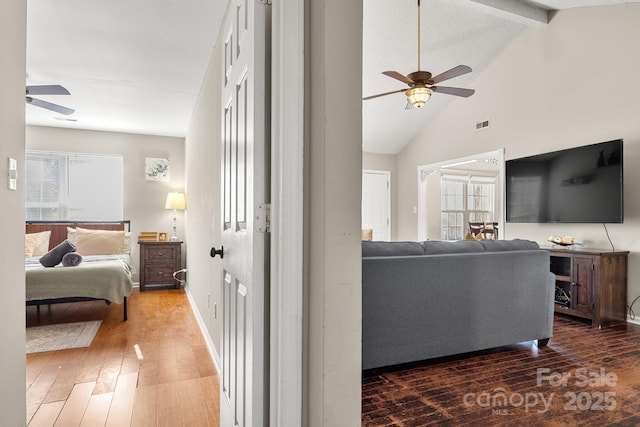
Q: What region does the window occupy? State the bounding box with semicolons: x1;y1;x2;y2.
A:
26;151;124;221
440;173;496;240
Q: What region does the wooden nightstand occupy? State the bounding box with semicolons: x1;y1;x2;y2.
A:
138;241;182;291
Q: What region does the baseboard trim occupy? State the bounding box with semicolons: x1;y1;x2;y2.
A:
184;284;221;374
626;317;640;326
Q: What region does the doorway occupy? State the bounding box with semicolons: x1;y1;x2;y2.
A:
362;170;391;241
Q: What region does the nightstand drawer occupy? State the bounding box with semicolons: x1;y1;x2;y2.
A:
144;266;176;284
144;245;178;264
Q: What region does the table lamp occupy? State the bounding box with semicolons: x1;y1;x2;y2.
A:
165;192;186;241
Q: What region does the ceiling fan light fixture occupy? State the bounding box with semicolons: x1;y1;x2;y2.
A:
406;86;431;108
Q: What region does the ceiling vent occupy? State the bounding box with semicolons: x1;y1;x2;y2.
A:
475;119;490;130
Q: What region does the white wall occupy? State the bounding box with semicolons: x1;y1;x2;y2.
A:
183;20;223;363
395;4;640;312
306;0;363;425
0;0;26;424
363;151;397;240
26;126;186;280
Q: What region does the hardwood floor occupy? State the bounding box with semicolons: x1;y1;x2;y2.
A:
362;314;640;426
26;288;220;427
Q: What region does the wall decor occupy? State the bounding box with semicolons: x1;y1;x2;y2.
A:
145;157;170;181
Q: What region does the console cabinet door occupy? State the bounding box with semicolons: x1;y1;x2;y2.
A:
572;257;594;315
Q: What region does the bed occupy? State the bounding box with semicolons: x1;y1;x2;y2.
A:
25;221;134;321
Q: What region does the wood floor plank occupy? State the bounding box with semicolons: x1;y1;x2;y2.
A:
26;289;220;427
157;382;182;427
105;372;138;427
28;400;65;427
54;381;95;427
131;385;158;427
362;315;640;426
27;365;64;422
199;376;220;427
45;350;88;403
79;392;113;427
178;378;210;426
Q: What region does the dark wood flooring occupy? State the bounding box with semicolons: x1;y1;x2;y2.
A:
362;314;640;426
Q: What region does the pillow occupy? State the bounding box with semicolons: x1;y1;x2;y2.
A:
62;252;83;267
25;231;51;257
463;232;483;241
39;239;76;267
361;229;373;241
69;227;131;255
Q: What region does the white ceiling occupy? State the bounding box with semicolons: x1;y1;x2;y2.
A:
26;0;226;137
26;0;638;151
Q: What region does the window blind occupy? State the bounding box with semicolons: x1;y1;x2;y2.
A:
25;151;124;221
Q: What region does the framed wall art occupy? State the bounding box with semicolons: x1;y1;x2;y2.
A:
145;157;170;181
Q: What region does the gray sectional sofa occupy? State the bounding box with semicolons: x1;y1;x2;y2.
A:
362;239;555;370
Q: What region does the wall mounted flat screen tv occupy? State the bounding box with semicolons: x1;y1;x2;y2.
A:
506;139;623;223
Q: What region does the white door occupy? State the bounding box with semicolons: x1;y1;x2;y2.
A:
216;0;269;425
362;170;390;241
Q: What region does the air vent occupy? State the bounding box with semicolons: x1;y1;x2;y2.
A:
475;119;490;130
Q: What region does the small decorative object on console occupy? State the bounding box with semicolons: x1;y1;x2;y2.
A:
548;235;581;247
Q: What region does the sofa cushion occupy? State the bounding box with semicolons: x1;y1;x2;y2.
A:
422;240;486;254
362;241;426;257
480;239;540;252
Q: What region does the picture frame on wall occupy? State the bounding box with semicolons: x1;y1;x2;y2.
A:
145;157;170;181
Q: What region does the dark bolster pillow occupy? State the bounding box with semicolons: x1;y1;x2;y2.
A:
62;252;83;267
39;239;77;267
362;241;426;257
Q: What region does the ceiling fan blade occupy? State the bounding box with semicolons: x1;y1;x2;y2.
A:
431;86;475;98
26;97;75;115
431;65;472;84
26;85;71;96
363;88;408;101
382;71;414;85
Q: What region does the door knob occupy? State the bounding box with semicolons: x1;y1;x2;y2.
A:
210;245;224;259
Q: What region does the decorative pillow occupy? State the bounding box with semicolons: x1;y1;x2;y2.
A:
39;239;76;267
70;227;131;255
361;229;373;241
62;252;83;267
25;231;51;257
463;232;483;241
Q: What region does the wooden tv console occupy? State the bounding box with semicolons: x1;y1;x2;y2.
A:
546;248;628;328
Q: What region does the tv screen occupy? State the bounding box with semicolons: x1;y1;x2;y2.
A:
506;139;623;223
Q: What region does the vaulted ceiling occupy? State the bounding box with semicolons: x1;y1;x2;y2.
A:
25;0;638;153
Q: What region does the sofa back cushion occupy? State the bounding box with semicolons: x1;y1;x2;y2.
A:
362;241;426;257
423;239;485;254
480;239;539;252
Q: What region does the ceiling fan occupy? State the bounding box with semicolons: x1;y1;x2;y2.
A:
26;84;75;115
364;0;475;109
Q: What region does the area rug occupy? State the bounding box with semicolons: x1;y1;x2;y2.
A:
26;320;102;354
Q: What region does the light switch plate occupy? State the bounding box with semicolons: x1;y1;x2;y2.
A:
8;157;17;190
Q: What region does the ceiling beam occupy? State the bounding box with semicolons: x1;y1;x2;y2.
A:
466;0;549;26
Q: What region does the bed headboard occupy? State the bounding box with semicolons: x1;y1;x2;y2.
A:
26;220;131;250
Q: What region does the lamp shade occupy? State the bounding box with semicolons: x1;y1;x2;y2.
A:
165;192;186;210
406;86;432;108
